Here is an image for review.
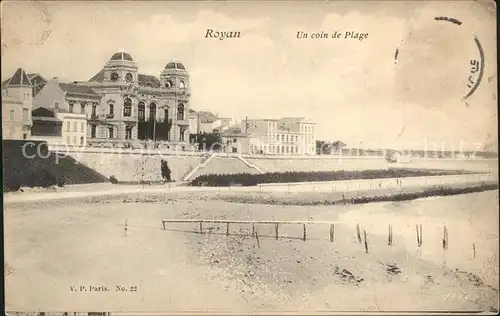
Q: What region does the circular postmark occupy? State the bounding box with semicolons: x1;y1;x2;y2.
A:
393;15;486;107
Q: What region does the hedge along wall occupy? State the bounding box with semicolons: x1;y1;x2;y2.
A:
2;140;108;192
189;169;470;187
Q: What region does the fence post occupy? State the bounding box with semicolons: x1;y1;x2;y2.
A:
303;224;307;241
255;229;260;248
416;224;420;247
356;223;362;243
330;224;335;242
226;223;230;236
419;224;423;247
252;223;255;237
162;221;165;230
442;225;448;250
364;230;369;253
388;224;392;246
199;221;203;234
275;223;279;240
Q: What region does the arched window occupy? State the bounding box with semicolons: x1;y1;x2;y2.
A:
125;73;133;82
179;81;186;89
123;98;132;117
138;102;145;121
177;103;184;120
149;103;157;120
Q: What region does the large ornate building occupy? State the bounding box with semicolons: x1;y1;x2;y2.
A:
33;51;191;147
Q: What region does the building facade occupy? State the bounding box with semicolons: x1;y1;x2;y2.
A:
2;68;33;140
33;51;192;147
240;117;316;155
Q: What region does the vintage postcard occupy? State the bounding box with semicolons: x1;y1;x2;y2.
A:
2;0;498;315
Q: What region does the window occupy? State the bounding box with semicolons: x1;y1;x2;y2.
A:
9;110;14;120
80;122;85;132
73;136;77;144
281;135;285;141
69;102;74;113
80;137;84;145
66;121;70;132
22;108;28;121
23;133;27;139
92;105;97;118
73;121;77;132
233;138;237;143
138;102;145;121
55;102;59;109
165;80;173;88
123;98;132;117
164;108;169;121
67;136;71;144
125;126;132;140
125;73;133;82
149;103;157;120
80;103;86;114
109;127;114;139
109;103;114;115
91;125;97;138
177;103;184;120
110;72;118;81
179;81;185;89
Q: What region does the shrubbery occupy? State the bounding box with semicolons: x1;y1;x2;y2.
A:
161;160;172;182
109;175;118;184
189;169;466;187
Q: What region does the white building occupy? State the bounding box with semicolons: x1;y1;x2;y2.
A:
2;68;33;140
241;117;316;155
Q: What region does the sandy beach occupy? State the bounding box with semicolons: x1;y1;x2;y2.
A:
4;189;499;313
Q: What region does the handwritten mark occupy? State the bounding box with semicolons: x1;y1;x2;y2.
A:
463;36;485;100
434;16;462;26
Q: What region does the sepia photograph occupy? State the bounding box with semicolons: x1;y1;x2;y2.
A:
2;0;498;314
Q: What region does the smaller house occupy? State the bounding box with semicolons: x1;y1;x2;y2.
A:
31;106;88;146
221;126;263;154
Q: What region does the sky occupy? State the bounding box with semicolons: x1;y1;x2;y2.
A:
1;1;497;151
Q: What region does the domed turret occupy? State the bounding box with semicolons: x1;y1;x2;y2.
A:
165;62;186;71
110;52;134;61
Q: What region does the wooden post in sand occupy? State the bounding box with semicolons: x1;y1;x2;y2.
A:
416;224;421;247
275;223;279;240
255;229;260;248
442;225;448;250
303;224;307;241
388;224;393;246
364;230;369;253
252;224;255;237
356;224;362;243
330;224;335;242
199;221;203;234
418;224;423;247
226;223;230;236
473;243;476;258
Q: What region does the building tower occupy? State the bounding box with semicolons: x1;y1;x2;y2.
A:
4;68;33;139
160;61;190;143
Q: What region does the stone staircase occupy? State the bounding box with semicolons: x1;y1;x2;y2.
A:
238;155;265;174
182;153;217;181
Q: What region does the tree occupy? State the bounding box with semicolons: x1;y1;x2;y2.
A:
190;132;222;151
316;140;332;155
161;160;172;182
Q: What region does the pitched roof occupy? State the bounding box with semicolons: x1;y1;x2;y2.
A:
138;74;160;88
58;83;100;98
194;111;219;123
5;68;32;86
32;106;57;118
88;69;106;82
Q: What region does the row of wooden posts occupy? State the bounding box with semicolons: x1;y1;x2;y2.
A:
160;220;476;258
